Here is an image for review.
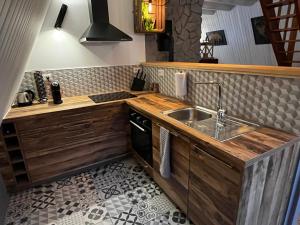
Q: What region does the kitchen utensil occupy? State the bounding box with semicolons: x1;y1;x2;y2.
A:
17;90;35;107
131;69;146;91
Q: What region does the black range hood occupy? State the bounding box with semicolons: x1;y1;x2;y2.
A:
80;0;133;43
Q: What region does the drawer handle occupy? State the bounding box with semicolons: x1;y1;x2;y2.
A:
130;121;146;132
193;145;233;169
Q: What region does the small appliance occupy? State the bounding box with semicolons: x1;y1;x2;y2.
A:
129;108;153;166
17;90;35;107
51;81;63;104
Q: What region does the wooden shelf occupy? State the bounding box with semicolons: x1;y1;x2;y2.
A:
14;169;27;176
7;146;21;152
15;174;29;184
142;62;300;78
134;0;166;33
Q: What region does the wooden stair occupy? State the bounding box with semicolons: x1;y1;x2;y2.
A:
260;0;300;66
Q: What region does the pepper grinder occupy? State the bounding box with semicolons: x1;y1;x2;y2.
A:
51;81;63;104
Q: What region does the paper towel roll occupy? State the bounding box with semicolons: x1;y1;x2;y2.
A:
175;72;187;97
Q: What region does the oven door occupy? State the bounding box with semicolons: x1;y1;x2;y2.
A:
130;120;153;167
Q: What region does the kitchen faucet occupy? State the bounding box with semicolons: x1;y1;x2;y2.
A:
194;81;226;124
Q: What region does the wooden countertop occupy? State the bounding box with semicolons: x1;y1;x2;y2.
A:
4;92;299;168
4;91;150;120
126;94;300;168
142;62;300;79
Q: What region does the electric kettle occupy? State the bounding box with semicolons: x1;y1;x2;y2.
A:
17;90;35;107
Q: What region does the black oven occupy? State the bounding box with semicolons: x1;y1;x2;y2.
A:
129;108;153;167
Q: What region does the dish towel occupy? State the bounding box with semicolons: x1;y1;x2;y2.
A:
175;72;187;98
160;126;171;178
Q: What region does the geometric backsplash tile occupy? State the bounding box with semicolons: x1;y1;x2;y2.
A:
19;64;300;135
143;66;300;135
19;65;137;98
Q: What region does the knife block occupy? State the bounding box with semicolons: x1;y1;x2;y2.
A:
131;77;145;91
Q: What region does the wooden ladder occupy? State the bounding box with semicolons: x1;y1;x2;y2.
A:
260;0;300;66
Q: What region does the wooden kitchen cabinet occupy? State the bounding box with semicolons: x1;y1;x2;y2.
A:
4;102;130;185
189;144;242;225
152;122;190;213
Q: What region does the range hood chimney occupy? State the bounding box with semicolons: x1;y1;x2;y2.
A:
80;0;133;43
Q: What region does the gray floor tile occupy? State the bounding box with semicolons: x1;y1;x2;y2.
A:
5;157;191;225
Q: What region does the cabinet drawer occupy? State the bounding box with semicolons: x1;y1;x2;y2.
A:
189;145;242;225
27;133;128;182
16;103;126;132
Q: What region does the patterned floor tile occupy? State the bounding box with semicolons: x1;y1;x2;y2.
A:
126;187;152;205
132;200;160;224
146;215;170;225
97;183;125;200
164;209;193;225
143;181;163;198
5;157;189;225
30;205;58;225
148;194;176;214
57;200;81;219
56;211;86;225
5;190;32;224
82;201;111;224
31;190;56;212
105;194;132;217
110;208;143;225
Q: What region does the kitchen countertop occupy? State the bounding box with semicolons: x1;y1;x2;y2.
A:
126;94;300;168
4;91;149;120
4;92;299;169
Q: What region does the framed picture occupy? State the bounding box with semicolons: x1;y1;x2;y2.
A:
206;30;227;46
251;16;271;45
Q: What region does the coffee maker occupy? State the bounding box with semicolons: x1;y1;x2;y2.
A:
51;81;63;104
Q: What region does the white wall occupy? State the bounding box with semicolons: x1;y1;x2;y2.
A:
0;0;50;222
26;0;146;71
201;1;277;65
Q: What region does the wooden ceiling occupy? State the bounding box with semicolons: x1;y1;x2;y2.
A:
202;0;257;15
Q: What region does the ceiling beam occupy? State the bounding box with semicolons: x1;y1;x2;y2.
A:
202;9;217;15
204;0;257;6
202;1;235;11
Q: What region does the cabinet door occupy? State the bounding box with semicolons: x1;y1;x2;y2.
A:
152;123;190;213
17;103;129;183
189;144;242;225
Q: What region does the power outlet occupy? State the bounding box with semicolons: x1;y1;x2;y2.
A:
133;67;141;73
158;69;164;77
42;73;52;81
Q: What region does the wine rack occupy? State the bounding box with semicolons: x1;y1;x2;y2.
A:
1;122;29;186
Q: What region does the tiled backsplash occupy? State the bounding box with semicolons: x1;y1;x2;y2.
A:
19;65;137;97
19;64;300;134
144;66;300;135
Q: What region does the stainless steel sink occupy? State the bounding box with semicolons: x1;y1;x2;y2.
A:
166;107;212;123
163;106;258;142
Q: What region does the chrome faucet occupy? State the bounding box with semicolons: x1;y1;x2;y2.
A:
194;81;226;124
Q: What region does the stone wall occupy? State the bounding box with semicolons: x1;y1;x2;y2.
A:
145;0;203;62
168;0;203;61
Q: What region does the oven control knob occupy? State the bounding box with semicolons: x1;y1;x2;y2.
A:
142;120;149;126
136;116;142;122
130;113;137;118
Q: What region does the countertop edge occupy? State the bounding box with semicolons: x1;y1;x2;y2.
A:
142;62;300;79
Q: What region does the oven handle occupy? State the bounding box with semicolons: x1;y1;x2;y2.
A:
130;120;146;132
